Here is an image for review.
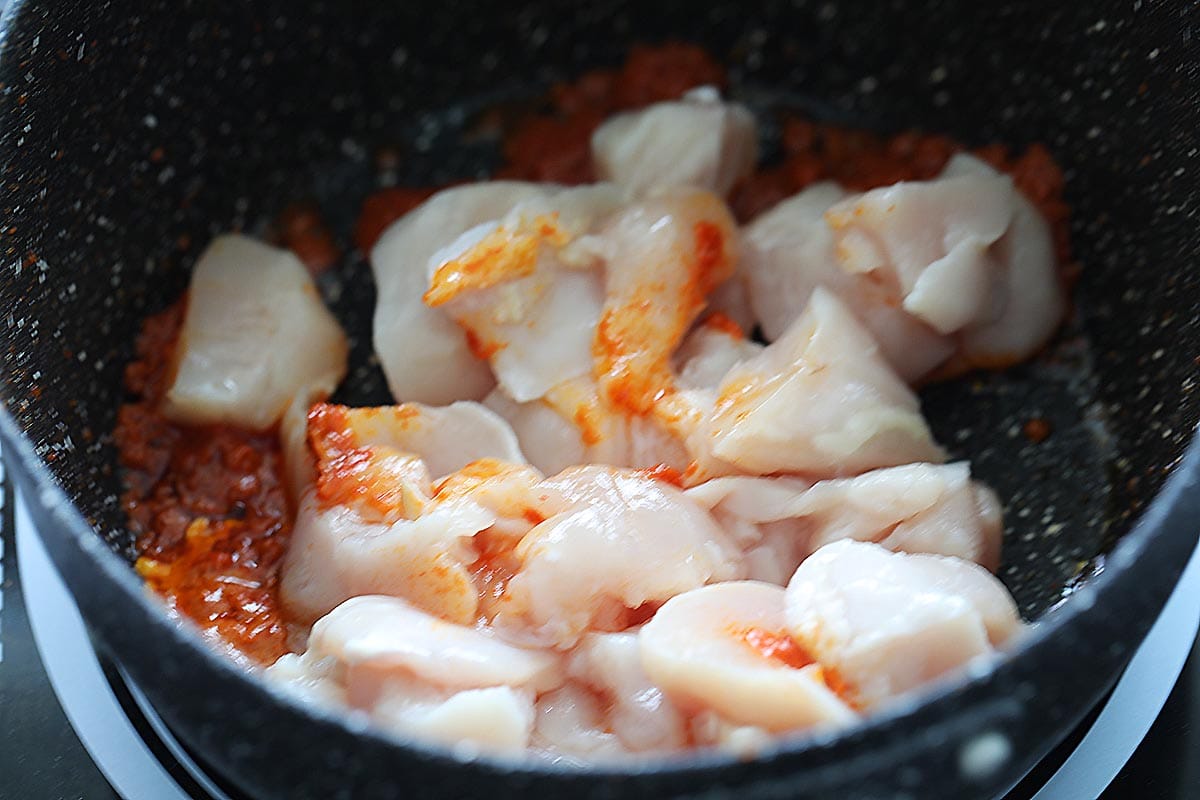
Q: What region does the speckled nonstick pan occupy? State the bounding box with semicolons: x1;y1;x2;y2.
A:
1;1;1198;798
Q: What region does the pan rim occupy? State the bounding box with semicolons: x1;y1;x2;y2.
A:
1;0;1198;787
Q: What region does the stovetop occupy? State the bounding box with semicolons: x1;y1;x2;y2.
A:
1;449;1197;800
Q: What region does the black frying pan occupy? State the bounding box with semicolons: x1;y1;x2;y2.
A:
1;1;1198;797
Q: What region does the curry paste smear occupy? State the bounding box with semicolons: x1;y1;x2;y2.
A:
116;301;293;665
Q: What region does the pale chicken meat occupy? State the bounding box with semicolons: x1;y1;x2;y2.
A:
567;632;689;753
428;459;545;524
533;686;630;762
426;185;624;403
303;595;560;690
279;400;531;623
688;712;777;757
742;182;849;343
223;92;1073;762
686;462;1003;571
163;235;348;429
657;324;766;485
705;272;758;333
482;386;589;476
639;581;857;732
484;377;691;476
279;491;492;625
280;389;326;500
743;155;1065;382
785;540;1023;708
448;267;606;403
560;393;693;472
304;401;525;483
266;595;560;753
591;87;758;197
594;186;739;414
271;651;539;756
497;466;741;647
742;183;954;382
941;154;1066;368
293;400;525;528
825;158;1017;335
704;289;944;476
673;323;764;391
430;187;741;475
373;686;536;755
370;181;548;404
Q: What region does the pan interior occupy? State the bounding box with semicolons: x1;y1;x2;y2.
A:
0;0;1195;624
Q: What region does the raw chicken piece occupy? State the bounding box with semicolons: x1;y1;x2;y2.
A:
374;685;535;756
484;378;690;476
267;595;560;754
941;155;1066;368
684;473;812;582
299;401;524;530
594;187;738;414
569;632;688;752
743;182;849;343
853;297;958;384
305;595;560;691
279;491;491;624
825;154;1065;373
538;377;630;468
498;466;741;646
262;649;345;709
483;387;588;476
371;182;548;404
785;540;1023;708
825;159;1016;335
742;182;954;383
743;155;1065;382
280;400;533;622
706;273;758;334
427;185;624;403
307;401;525;482
639;581;857;731
673;323;764;391
279;390;326;501
533;686;629;762
705;289;944;476
591;87;758;196
687;462;1003;571
628;322;767;485
690;712;776;758
449;267;605;403
270;660;537;755
428;459;544;519
163;235;348;429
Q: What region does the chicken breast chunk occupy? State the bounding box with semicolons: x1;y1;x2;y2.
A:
267;595;560;753
785;540;1023;708
370;182;549;404
498;466;741;646
742;155;1065;382
705;289;944;476
640;581;857;731
687;462;1003;572
164;235;347;429
591;87;758;196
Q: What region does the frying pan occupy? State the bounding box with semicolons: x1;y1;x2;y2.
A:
1;0;1198;797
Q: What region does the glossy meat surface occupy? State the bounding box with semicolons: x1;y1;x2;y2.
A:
120;44;1069;762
